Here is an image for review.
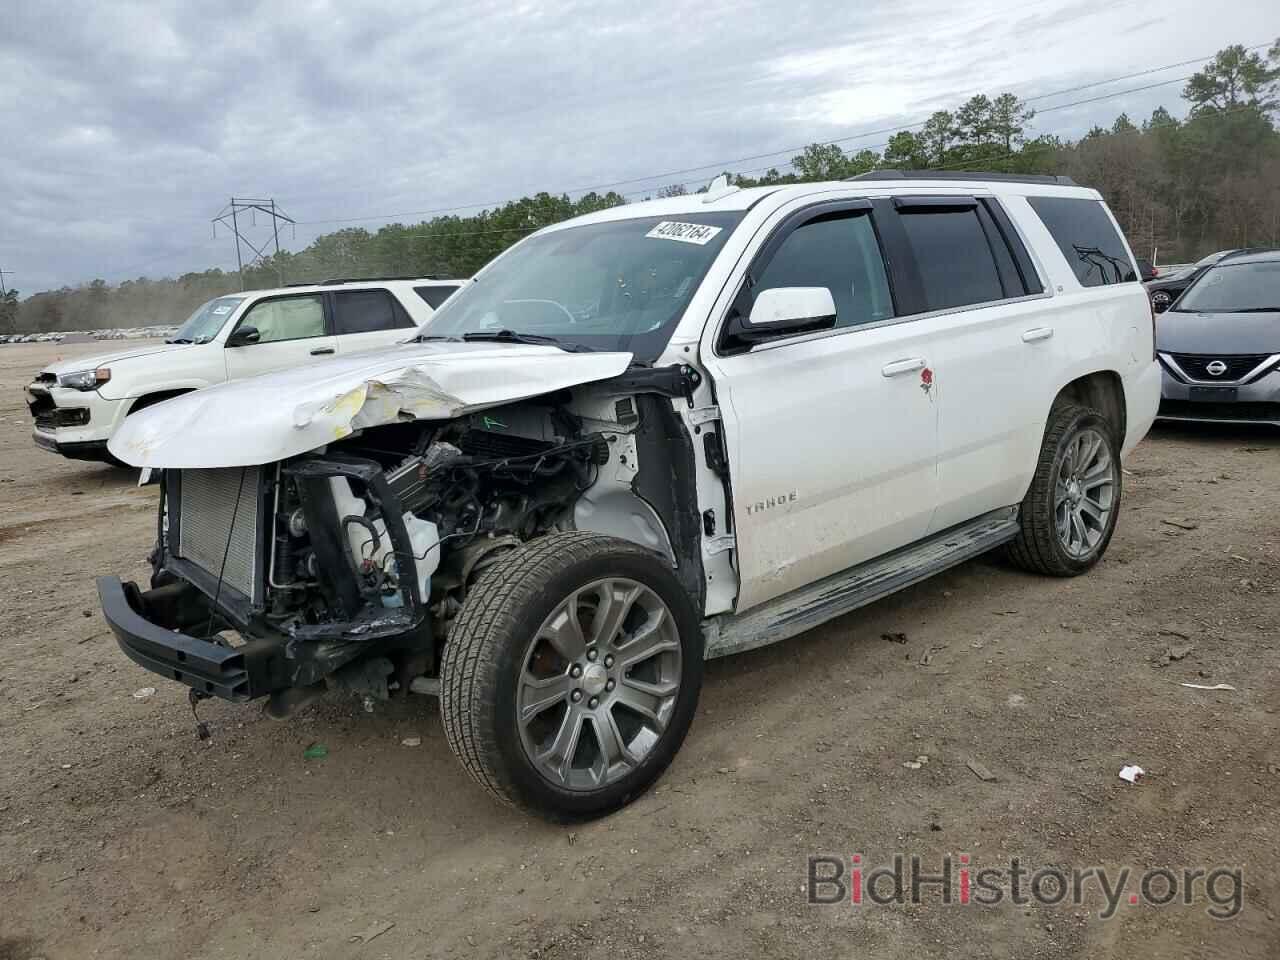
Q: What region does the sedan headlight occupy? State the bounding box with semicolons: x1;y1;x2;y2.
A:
59;367;111;391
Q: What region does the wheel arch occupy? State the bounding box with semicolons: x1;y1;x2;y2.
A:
1052;370;1126;443
125;387;197;416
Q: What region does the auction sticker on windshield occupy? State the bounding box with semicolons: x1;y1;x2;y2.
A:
645;221;724;245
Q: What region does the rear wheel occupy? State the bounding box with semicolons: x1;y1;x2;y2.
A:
1006;403;1122;576
440;532;703;820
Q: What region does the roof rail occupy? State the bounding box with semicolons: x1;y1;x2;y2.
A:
283;275;450;288
848;169;1078;186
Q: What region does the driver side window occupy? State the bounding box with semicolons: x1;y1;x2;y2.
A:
237;295;326;344
753;212;895;329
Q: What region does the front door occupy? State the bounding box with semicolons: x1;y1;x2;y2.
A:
701;202;941;612
223;293;338;381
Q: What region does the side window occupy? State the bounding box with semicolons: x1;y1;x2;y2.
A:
751;212;894;330
1027;197;1137;287
415;285;461;309
898;208;1005;311
332;289;406;334
238;295;325;344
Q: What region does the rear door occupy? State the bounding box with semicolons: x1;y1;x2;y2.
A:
223;293;338;381
701;198;942;612
887;196;1053;532
331;287;419;355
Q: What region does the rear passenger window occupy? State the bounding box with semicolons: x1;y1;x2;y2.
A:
752;212;894;329
415;285;460;309
332;289;409;334
899;208;1005;311
1027;197;1137;287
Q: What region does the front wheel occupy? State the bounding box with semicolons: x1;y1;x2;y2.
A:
1006;403;1122;576
440;532;703;821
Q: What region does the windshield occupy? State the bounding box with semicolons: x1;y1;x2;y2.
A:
169;296;246;343
421;212;744;360
1174;261;1280;313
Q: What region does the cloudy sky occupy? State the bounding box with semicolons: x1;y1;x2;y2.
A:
1;0;1274;294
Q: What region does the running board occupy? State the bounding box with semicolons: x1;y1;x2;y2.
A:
703;507;1020;658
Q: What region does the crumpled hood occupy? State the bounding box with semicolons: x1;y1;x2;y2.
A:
39;342;195;377
1156;310;1280;355
108;340;634;468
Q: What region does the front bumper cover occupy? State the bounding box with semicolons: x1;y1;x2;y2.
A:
33;430;114;461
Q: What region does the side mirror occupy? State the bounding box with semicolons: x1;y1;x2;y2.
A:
226;325;260;347
739;286;837;340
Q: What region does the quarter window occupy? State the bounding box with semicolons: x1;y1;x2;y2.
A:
751;212;895;329
898;208;1005;311
332;289;410;334
1027;196;1137;287
237;295;326;344
415;285;461;309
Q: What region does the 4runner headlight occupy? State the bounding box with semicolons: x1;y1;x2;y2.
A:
59;367;111;391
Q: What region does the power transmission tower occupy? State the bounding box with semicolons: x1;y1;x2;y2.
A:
212;198;295;290
0;267;11;297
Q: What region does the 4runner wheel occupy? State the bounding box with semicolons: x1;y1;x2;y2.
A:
1006;403;1122;577
440;532;703;820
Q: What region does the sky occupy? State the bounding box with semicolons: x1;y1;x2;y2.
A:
0;0;1275;295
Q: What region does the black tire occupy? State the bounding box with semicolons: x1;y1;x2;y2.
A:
1006;402;1123;577
440;531;704;821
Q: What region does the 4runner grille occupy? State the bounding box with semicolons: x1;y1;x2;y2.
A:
176;467;262;604
1167;353;1272;382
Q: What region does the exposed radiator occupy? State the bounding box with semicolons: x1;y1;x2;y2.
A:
176;467;262;603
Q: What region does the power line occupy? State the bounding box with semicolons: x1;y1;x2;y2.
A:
308;99;1274;250
634;80;1272;194
290;40;1273;227
89;37;1276;278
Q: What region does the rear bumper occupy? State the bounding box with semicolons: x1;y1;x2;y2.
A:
96;576;283;700
1122;359;1162;457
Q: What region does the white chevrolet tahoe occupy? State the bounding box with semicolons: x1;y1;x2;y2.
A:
25;277;463;463
95;173;1160;820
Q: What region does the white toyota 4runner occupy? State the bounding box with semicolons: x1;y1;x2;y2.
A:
26;277;462;463
96;173;1159;820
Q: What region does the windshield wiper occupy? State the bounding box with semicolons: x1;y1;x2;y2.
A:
166;337;193;344
461;330;594;353
409;333;463;343
1231;307;1280;313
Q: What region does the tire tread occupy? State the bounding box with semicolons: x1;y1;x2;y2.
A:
1006;402;1119;577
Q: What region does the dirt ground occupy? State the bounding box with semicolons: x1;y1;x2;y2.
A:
1;339;1278;960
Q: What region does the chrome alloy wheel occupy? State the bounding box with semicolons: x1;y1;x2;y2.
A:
516;578;682;791
1054;427;1117;560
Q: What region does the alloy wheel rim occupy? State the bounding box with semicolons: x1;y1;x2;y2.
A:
1054;427;1116;560
516;578;681;792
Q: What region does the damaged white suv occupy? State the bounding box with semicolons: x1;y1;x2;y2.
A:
97;173;1160;820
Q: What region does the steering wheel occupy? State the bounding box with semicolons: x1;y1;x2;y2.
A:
504;298;577;325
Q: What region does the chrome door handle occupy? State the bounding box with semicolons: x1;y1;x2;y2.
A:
881;357;926;378
1022;327;1054;343
310;346;335;355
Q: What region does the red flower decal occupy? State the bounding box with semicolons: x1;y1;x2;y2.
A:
921;367;934;386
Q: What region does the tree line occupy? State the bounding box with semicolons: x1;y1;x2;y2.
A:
5;41;1277;335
